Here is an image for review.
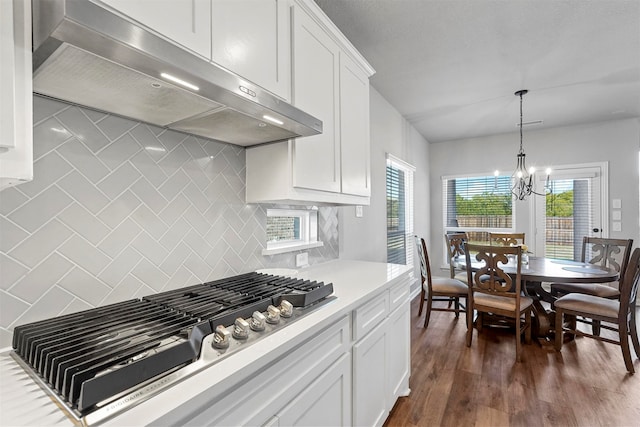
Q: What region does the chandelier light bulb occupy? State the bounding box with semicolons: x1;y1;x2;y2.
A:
529;167;536;174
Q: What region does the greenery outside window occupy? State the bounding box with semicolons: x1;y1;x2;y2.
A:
263;208;323;255
442;173;515;245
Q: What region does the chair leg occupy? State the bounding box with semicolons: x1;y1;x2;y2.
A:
516;313;522;362
619;323;635;374
555;308;563;351
629;309;640;359
466;306;474;347
592;319;601;336
424;293;433;328
418;287;425;316
454;298;460;318
464;296;469;330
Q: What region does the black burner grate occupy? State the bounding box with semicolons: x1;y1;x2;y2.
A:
11;272;332;414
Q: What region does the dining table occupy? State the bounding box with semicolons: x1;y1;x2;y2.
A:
458;255;620;339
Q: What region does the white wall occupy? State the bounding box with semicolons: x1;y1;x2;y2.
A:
429;117;640;271
339;88;430;294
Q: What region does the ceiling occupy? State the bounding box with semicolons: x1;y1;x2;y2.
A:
313;0;640;143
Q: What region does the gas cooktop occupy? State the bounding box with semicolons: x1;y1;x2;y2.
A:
11;271;334;425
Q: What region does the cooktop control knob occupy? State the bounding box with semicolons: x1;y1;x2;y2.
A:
212;325;231;349
266;305;281;324
250;311;266;331
279;300;293;318
232;317;250;340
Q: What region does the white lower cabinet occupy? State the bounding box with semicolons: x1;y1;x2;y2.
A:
353;319;388;427
388;303;411;403
352;277;411;427
177;315;350;426
276;352;351;426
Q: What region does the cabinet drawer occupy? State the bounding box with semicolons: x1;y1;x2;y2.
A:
353;291;389;341
389;278;410;313
178;315;351;426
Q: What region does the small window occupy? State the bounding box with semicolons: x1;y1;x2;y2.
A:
263;208;323;255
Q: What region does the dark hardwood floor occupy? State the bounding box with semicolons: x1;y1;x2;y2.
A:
384;295;640;427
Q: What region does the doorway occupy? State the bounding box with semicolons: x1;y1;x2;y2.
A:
533;162;608;260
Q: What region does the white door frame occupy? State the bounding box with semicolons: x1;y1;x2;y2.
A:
529;161;609;257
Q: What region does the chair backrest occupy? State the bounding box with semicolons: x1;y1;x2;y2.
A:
465;244;523;301
489;232;525;247
618;247;640;320
581;237;633;282
445;232;467;279
415;236;432;290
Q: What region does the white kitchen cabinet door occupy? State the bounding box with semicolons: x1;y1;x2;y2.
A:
212;0;290;100
339;52;370;197
387;303;411;405
353;319;388;427
98;0;211;58
0;0;32;190
291;4;340;193
277;353;352;426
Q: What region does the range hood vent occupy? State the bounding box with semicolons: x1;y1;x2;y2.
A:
32;0;322;146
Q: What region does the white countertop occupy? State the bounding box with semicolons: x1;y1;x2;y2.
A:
0;260;413;427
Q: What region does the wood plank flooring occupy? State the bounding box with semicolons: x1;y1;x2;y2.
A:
384;295;640;427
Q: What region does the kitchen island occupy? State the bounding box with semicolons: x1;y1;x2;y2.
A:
0;260;413;427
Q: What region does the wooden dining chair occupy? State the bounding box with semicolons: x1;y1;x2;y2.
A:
489;232;525;247
554;247;640;374
551;237;633;300
444;232;469;283
415;236;468;328
465;244;533;362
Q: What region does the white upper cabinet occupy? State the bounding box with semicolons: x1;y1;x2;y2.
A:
98;0;212;58
339;52;370;197
291;4;341;193
212;0;290;100
245;0;374;205
0;0;33;190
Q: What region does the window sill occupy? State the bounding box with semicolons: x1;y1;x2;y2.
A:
262;241;324;256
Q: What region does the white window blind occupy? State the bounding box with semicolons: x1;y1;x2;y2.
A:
386;154;414;266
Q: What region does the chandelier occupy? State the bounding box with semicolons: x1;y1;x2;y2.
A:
508;89;550;201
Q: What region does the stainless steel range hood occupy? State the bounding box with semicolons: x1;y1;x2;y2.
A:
31;0;322;146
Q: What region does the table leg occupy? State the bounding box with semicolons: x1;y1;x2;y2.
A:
525;281;554;338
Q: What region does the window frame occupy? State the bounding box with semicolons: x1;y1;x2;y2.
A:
263;208;323;255
386;153;415;267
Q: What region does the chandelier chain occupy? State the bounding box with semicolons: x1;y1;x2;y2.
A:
519;91;524;154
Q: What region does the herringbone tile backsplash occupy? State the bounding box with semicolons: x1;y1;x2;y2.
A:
0;96;338;348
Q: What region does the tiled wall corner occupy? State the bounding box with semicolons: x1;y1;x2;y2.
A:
0;96;339;348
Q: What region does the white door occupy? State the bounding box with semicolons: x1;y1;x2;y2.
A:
534;163;608;260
